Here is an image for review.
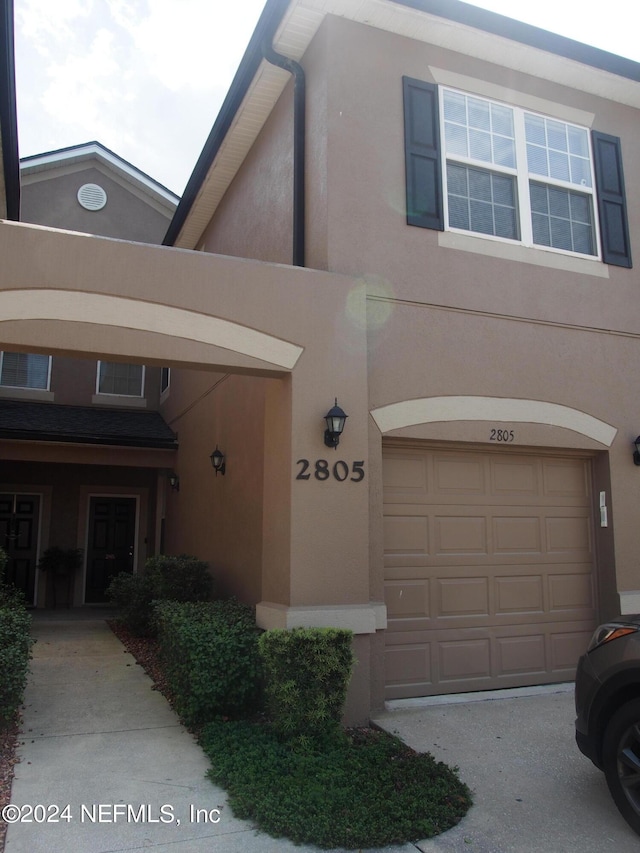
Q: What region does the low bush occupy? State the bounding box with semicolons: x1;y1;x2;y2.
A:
201;719;472;848
0;547;33;723
258;627;354;741
154;599;261;724
106;554;213;636
105;571;155;635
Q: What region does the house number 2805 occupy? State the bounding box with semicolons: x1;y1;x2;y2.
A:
296;459;365;482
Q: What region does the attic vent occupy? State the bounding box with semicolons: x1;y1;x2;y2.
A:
77;183;107;211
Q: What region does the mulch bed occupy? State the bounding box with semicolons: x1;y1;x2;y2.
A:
0;712;22;852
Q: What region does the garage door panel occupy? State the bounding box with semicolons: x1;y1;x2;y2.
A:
437;577;489;617
434;455;485;494
542;459;589;499
491;459;539;496
493;515;542;553
385;579;430;619
435;515;488;555
439;638;491;681
384;445;597;698
548;571;595;612
383;455;429;495
549;627;594;671
384;514;429;556
495;575;544;614
496;634;546;675
384;643;432;692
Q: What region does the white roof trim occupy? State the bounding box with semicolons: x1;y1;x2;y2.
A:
173;0;640;249
20;143;179;207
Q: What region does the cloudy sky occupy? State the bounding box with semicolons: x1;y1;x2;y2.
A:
13;0;639;197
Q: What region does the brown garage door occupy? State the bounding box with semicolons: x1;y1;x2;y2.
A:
383;444;597;699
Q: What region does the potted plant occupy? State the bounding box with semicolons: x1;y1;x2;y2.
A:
38;547;83;608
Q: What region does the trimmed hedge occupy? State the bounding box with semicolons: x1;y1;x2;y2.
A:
106;554;213;636
0;548;33;723
154;599;261;725
257;627;354;741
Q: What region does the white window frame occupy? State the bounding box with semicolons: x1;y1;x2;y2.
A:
440;87;602;260
95;361;146;398
0;352;52;390
160;367;171;396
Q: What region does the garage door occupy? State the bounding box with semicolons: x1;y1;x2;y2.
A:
383;444;597;699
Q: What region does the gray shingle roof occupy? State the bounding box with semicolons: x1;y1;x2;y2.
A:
0;400;177;449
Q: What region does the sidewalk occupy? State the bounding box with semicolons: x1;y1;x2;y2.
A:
4;611;412;853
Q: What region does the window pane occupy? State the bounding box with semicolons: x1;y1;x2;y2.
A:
443;90;466;123
493;135;515;168
447;164;518;240
468;97;490;130
160;367;170;393
491;103;514;137
570;156;592;188
445;122;468;157
532;212;551;246
525;113;592;189
527;144;548;177
468;168;492;201
548;187;570;219
525;114;546;146
529;182;595;255
0;353;50;389
98;362;144;396
548;150;570;183
547;120;568;152
469;128;492;162
568;125;589;157
443;89;514;169
448;195;470;230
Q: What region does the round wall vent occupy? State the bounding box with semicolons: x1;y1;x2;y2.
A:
77;183;107;211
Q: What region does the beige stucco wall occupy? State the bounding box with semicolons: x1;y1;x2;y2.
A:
21;164;173;244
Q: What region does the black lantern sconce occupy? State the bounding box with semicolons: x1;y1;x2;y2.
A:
210;446;226;476
167;471;180;492
634;437;640;466
324;399;348;449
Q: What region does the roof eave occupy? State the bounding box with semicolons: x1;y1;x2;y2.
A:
163;0;640;251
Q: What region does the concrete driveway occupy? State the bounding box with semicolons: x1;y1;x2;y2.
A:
373;686;640;852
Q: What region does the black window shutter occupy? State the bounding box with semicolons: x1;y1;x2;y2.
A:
403;77;443;230
592;131;632;268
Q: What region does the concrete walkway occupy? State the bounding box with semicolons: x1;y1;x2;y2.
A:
4;611;411;853
4;611;640;852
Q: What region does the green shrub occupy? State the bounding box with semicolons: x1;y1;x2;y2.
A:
201;719;472;848
257;627;354;741
154;599;261;724
106;554;213;636
145;554;213;603
0;550;33;722
106;571;155;635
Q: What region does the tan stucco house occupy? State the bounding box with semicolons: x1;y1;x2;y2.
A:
2;0;640;722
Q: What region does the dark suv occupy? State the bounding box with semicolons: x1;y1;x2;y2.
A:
575;616;640;836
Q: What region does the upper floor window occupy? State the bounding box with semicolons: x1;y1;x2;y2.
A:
442;89;597;256
0;352;51;390
96;362;145;397
160;367;170;394
403;77;631;268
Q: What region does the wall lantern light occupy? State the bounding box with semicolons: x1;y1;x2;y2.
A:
168;472;180;492
210;446;226;476
324;398;348;449
634;436;640;466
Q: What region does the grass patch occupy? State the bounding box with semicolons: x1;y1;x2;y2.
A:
200;718;471;849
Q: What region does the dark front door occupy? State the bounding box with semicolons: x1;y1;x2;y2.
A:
0;493;41;604
86;497;136;603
